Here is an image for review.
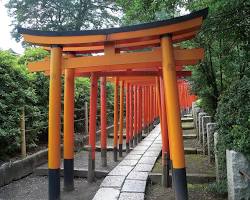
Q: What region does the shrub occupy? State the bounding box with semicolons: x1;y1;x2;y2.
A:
216;76;250;177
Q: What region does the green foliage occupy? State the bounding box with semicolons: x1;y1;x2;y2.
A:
117;0;184;25
215;76;250;177
187;0;250;116
0;50;35;158
206;180;227;196
5;0;121;41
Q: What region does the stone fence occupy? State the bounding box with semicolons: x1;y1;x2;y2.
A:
226;150;250;200
192;102;250;200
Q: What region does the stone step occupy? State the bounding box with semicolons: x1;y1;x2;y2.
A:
82;146;200;155
181;117;194;122
34;167;108;178
182;125;195;130
184;114;193;118
183;134;197;139
148;172;216;184
184;147;202;154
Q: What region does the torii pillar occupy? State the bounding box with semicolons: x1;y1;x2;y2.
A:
161;35;188;199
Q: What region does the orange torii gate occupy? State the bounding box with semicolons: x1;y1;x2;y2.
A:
18;8;208;200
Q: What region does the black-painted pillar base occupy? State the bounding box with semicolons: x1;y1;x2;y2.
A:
161;153;171;188
138;132;142;142
87;152;95;183
129;139;134;148
49;169;60;200
126;142;130;153
173;168;188;200
137;133;140;143
119;144;123;157
101;149;107;167
134;135;138;146
113;147;118;162
64;159;74;191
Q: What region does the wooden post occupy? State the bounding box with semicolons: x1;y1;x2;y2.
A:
48;45;62;200
156;77;171;188
129;84;134;148
113;77;119;161
63;62;75;191
85;101;88;135
88;73;98;183
100;77;107;167
20;107;26;159
161;35;188;200
119;81;124;157
125;82;130;153
133;85;138;145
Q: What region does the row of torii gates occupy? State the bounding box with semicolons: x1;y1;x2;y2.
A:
18;8;208;200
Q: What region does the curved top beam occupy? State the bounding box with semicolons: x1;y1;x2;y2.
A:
18;8;208;47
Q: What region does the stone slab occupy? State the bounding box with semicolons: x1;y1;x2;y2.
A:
100;175;126;188
127;171;148;181
133;146;149;151
121;180;146;193
134;164;154;172
108;166;133;176
124;154;142;160
119;192;144;200
129;150;145;155
144;151;160;157
138;156;157;165
118;159;138;166
93;188;120;200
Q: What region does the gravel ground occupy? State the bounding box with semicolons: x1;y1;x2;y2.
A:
0;175;103;200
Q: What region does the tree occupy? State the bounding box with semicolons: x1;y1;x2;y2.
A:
6;0;121;41
0;50;37;158
117;0;184;25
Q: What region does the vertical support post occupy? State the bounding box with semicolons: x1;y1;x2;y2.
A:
85;102;88;135
113;77;119;161
160;77;171;187
149;86;152;131
100;77;107;167
133;85;138;145
119;81;124;157
146;86;148;129
48;45;62;200
142;87;145;135
88;73;98;183
129;84;134;148
125;82;130;153
20;107;26;158
161;35;188;200
63;63;75;191
156;77;171;188
138;86;142;142
136;86;140;144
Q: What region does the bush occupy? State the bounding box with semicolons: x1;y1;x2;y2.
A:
215;76;250;177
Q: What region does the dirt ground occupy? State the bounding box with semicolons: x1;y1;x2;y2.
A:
145;182;227;200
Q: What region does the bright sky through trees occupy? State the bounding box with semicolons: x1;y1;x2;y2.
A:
0;0;24;54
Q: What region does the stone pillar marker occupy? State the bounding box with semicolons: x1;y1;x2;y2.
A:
214;132;220;182
198;112;207;143
206;123;217;163
226;150;250;200
202;115;211;155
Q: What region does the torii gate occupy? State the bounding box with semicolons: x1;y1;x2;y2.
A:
18;8;208;200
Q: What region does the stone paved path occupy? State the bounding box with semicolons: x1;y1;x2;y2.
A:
92;124;162;200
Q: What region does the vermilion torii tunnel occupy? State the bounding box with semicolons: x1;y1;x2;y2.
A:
18;8;208;200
